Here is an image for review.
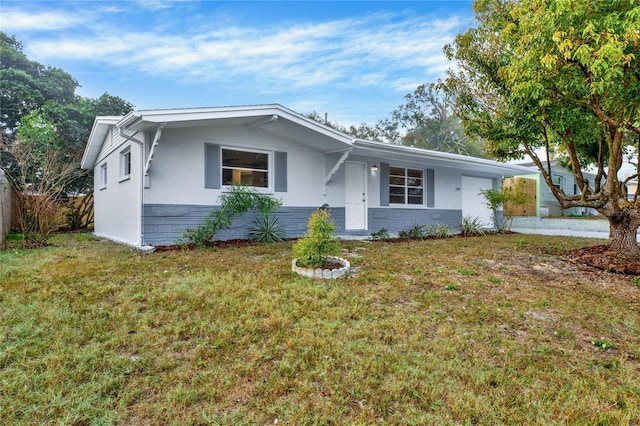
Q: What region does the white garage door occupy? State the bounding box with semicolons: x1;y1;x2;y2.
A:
461;176;494;227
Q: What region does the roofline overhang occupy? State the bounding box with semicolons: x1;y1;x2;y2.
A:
81;116;121;169
116;104;355;145
81;104;356;170
352;139;535;176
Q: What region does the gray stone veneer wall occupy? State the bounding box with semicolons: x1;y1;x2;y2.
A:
368;208;462;235
142;204;462;246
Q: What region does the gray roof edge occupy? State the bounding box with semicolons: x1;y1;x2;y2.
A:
353;139;535;175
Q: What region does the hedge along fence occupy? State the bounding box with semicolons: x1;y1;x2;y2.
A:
0;170;13;246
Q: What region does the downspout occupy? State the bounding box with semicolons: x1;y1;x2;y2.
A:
118;126;147;249
119;127;143;146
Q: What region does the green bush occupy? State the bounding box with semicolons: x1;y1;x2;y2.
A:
370;228;391;240
459;215;486;236
398;223;427;239
249;213;286;243
292;209;339;268
480;186;530;232
180;185;282;247
427;224;453;238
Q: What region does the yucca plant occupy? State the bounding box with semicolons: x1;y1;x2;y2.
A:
249;213;286;243
459;215;486;236
398;223;427;239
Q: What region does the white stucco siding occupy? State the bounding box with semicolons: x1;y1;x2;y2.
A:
432;168;463;210
93;141;142;246
142;126;345;207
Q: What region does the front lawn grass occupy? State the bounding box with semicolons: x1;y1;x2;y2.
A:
1;233;639;425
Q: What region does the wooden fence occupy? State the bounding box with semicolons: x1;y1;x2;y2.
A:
503;177;537;216
0;171;12;245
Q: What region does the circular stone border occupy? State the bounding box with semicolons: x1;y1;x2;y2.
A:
291;256;351;279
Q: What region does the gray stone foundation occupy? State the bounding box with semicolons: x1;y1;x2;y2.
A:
142;204;462;246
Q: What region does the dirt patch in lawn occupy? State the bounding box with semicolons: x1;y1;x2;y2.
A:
567;244;640;275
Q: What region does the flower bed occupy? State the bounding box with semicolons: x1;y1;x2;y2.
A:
291;256;350;279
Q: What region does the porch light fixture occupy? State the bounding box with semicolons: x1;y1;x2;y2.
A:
371;164;378;172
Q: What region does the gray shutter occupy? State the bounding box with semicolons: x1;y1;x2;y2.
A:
426;168;435;207
205;143;221;189
274;151;287;192
380;162;389;206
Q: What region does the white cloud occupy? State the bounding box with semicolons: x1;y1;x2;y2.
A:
133;0;198;11
22;5;470;97
1;9;87;31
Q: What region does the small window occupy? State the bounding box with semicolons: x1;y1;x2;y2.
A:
552;175;562;189
389;167;423;205
99;163;107;189
221;148;269;188
120;148;131;181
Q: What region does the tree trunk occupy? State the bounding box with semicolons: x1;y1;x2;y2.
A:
608;212;640;257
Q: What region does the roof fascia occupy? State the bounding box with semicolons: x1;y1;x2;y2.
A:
117;104;355;146
353;139;534;175
81;117;121;169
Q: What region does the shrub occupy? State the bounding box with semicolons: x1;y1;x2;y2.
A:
1;114;80;248
370;228;391;240
427;224;453;238
480;186;530;232
249;213;286;243
180;185;282;247
459;215;486;236
292;208;339;268
398;223;427;239
13;193;67;248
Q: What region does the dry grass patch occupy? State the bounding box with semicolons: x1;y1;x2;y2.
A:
1;233;638;424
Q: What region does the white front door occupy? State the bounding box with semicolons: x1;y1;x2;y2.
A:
345;162;367;230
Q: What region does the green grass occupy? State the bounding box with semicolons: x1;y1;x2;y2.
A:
1;233;639;425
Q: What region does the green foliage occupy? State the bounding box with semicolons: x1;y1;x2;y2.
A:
427;223;453;238
444;0;640;255
1;32;134;194
369;228;391;240
1;112;80;247
459;215;486;236
249;213;286;243
389;82;486;157
181;185;282;247
480;186;530;232
305;82;485;157
292;208;339;268
398;223;427;239
591;339;616;350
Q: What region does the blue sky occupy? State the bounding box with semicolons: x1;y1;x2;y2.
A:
1;0;475;125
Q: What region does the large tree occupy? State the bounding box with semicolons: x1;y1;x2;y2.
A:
445;0;640;256
305;83;485;157
387;82;485;157
1;32;133;194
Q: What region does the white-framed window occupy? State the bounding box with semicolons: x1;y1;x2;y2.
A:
99;163;107;189
389;166;423;205
552;175;562;189
221;148;270;188
119;147;131;181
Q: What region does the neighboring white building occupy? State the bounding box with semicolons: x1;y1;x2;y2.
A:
81;104;532;247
